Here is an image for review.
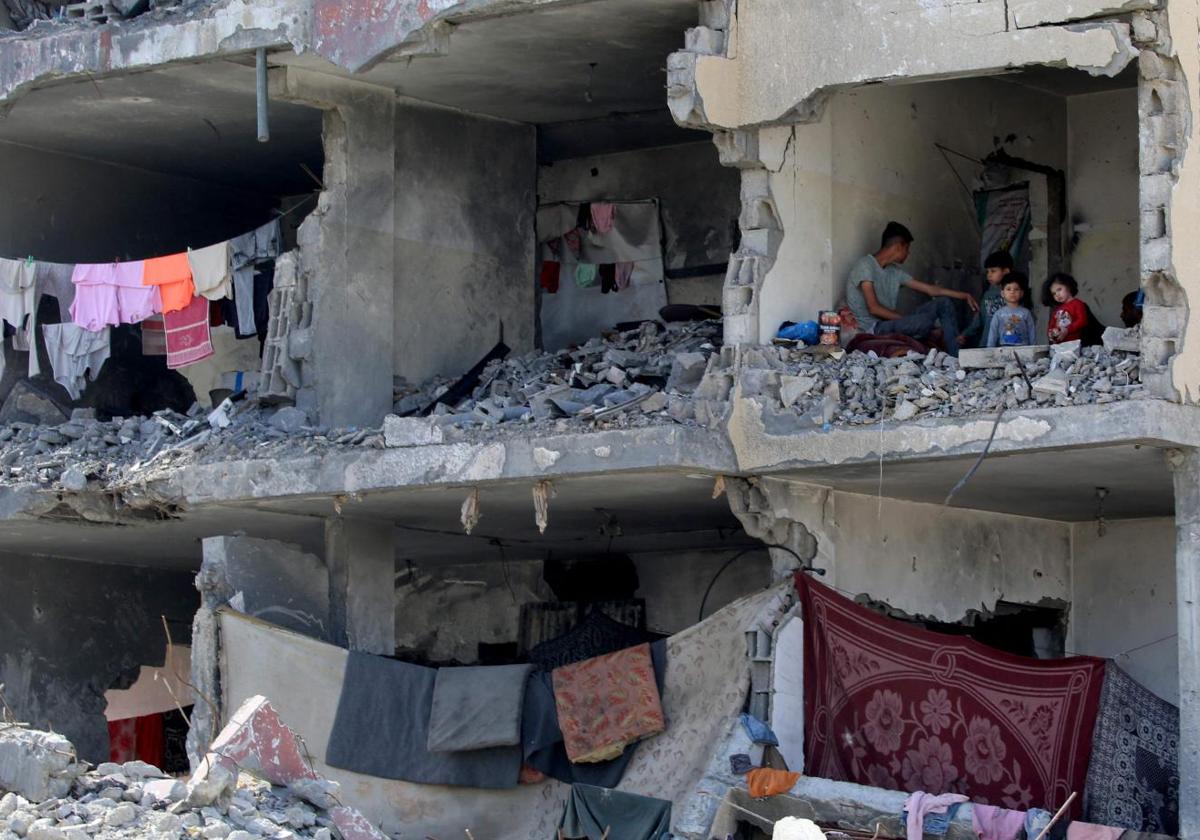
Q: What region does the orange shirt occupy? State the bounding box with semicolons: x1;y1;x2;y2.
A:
142;253;194;314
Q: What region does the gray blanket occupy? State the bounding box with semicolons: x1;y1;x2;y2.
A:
326;652;521;788
427;664;533;752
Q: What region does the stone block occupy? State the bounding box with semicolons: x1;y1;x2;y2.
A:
668;352;710;393
958;345;1048;370
199;696;319;790
698;0;731;30
1032;369;1070;396
1102;326;1142;352
382;415;444;447
1141;236;1172;273
685;26;725;55
780;375;818;407
1139;173;1173;210
0;380;69;426
1142;304;1184;338
0;728;83;802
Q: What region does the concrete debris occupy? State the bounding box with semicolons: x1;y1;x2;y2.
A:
0;728;84;803
732;344;1146;426
0;0;188;31
391;319;721;429
1103;325;1141;353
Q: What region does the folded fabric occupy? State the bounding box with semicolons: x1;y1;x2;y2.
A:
972;804;1027;840
540;260;561;294
1065;823;1123;840
163;296;214;370
141;316;166;356
901;802;965;837
552;642;665;764
904;792;968;840
327;651;522;788
188;242;232;301
523;640;666;787
559;783;670;840
729;754;755;775
599;263;616;294
739;713;779;746
746;768;801;798
427;664;533;752
575;263;599;288
41;323;110;401
142;253;195;314
590;203;616;235
70;262;160;332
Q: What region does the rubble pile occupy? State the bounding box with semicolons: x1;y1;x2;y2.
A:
0;756;339;840
734;342;1146;426
390;318;721;430
0;321;722;490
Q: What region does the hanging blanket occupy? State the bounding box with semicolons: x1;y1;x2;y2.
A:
427;664;533;752
552;642;665;763
164;296;214;370
796;573;1105;812
1083;662;1178;835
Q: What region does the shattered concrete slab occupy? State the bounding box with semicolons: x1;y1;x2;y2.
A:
0;727;84;802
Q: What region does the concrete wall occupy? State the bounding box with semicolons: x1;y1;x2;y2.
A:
0;553;197;762
1070;516;1177;703
0;142;277;263
393;102;536;384
1067;88;1139;329
633;547;770;634
758;78;1069;342
537;142;741;306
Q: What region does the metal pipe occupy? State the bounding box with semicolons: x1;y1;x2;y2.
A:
256;47;269;143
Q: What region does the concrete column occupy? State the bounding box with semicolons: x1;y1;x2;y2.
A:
1171;447;1200;840
325;517;395;654
274;68;396;428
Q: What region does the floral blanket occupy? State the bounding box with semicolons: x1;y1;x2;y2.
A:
796;574;1105;813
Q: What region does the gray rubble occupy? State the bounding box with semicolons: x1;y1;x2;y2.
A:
0;753;338;840
713;342;1147;427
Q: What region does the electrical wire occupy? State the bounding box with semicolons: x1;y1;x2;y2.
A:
698;543;826;622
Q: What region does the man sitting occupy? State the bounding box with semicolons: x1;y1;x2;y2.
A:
844;222;978;356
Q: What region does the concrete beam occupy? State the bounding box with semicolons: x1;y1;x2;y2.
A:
1170;447;1200;840
325;517;395;654
0;0;311;107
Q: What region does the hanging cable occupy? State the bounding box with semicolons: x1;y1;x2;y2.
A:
698;544;826;622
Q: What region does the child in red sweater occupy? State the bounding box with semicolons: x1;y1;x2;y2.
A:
1043;273;1089;344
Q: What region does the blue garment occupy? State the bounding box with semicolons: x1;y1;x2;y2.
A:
901;803;964;837
738;713;779;746
777;321;820;344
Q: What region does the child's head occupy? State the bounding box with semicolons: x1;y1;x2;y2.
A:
1001;272;1028;307
1042;272;1078;306
984;250;1014;285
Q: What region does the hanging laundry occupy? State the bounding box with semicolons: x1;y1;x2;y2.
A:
902;792;967;840
326;651;522;788
746;768;802;799
564;230;583;260
529;609;655;671
426;664;533;752
540;261;561;294
141;316;166;356
35;262;76;321
70;262;160;332
188;241;233;301
576;203;593;231
0;257;39;374
229;266;257;337
42;324;110;401
795;573;1105;811
107;717;137;763
590;203;616;235
143;253;195;314
575;263;599;289
163;296;214;370
552;642;665;764
972;804;1028;840
599;264;616;294
1084;662;1179;835
559;783;671;840
615;262;635;291
523;640;666;788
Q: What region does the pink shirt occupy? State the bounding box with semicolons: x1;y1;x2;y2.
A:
70;262;161;331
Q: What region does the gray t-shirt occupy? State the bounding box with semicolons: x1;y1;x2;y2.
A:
844;254;913;333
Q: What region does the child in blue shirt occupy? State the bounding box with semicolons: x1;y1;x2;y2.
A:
986;273;1036;347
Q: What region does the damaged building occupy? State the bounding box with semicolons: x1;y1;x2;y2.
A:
0;0;1197;839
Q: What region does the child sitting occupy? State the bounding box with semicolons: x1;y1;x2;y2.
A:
959;250;1013;348
986;273;1036;347
1043;273;1089;344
